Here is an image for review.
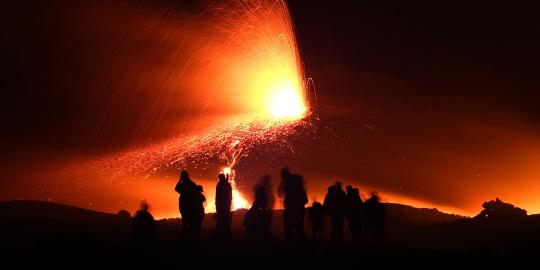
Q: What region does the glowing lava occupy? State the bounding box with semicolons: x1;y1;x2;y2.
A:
269;80;307;119
221;167;250;210
194;0;308;121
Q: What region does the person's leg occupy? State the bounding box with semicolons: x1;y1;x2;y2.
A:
296;213;306;240
340;218;345;241
330;217;337;241
193;219;202;240
182;217;189;238
214;214;222;239
318;223;324;242
283;210;293;240
225;213;232;240
348;218;356;242
337;217;344;241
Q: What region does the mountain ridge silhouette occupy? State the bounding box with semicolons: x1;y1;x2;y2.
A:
2;199;540;261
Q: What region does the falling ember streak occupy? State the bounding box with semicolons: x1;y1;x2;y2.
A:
197;0;309;120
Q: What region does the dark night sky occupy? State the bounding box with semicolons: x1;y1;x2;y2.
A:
1;0;540;216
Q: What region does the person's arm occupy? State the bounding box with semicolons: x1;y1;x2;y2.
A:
215;182;221;197
277;180;285;198
151;215;157;230
323;194;330;208
174;181;182;194
227;183;233;201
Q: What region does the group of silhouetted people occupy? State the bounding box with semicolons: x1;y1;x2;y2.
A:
175;170;206;240
131;167;386;245
318;181;386;244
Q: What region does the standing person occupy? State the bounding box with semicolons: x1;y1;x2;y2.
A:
345;185;364;243
192;185;206;240
255;175;274;239
307;201;325;241
324;182;346;242
215;173;232;240
254;175;274;211
132;200;156;243
278;167;308;241
244;175;274;241
365;192;386;245
174;170;198;239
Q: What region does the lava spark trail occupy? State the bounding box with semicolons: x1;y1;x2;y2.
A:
91;117;312;178
85;116;315;210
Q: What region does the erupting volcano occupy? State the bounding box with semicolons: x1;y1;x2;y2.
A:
3;0;540;228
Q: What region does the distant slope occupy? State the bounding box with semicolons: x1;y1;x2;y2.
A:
413;210;540;252
386;203;464;226
0;200;131;248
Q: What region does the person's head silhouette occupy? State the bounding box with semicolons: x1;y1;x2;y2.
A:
140;200;149;211
262;174;271;185
281;167;291;178
370;192;380;202
180;170;189;180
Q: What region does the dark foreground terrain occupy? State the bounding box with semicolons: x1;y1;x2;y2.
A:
1;200;540;267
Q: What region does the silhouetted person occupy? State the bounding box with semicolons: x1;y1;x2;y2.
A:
345;185;364;243
132;201;156;242
308;201;325;241
174;170;201;240
192;185;206;240
118;209;131;220
244;204;263;241
215;173;233;240
324;182;346;242
254;175;275;210
278;168;308;241
257;175;274;238
244;175;274;241
364;192;386;245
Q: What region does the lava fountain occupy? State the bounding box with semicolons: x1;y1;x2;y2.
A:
201;0;308;121
203;0;309;209
62;0;311;213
